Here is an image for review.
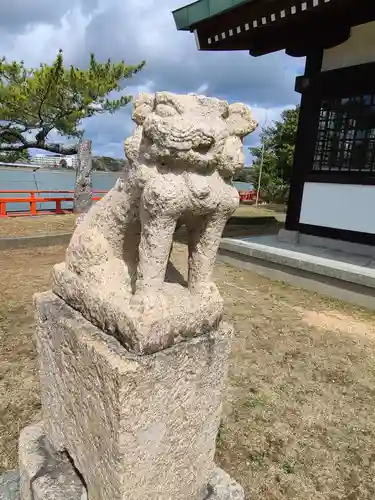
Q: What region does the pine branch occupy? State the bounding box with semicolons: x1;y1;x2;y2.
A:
0;50;145;154
0;140;78;155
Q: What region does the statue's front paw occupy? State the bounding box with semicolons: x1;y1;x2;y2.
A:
189;280;220;298
130;288;162;312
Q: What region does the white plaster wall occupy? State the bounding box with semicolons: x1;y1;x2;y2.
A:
300;182;375;234
321;21;375;71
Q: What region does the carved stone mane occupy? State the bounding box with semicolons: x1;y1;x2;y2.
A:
52;92;257;354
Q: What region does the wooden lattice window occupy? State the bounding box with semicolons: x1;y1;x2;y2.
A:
313;94;375;173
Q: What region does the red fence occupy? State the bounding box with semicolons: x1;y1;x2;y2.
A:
0;187;258;217
238;190;260;203
0;190;107;217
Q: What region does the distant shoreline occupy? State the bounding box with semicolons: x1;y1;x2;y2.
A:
0;166;253;184
0;166;119;175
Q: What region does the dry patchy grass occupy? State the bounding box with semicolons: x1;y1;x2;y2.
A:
2;243;375;499
0;204;281;238
0;214;77;237
0;246;66;471
235;204;285;221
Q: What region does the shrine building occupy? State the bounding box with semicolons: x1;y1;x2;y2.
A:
172;0;375;247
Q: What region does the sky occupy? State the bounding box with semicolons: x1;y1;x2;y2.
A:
0;0;305;164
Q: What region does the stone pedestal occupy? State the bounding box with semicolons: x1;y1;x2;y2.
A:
28;291;243;500
18;423;242;500
19;423;86;500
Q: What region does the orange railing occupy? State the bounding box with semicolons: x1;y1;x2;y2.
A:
1;188;258;217
238;190;261;203
0;190;107;217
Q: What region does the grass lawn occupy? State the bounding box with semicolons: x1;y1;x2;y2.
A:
235;203;286;221
0;204;283;237
1;240;375;499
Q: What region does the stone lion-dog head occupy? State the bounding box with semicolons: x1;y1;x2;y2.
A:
125;91;257;179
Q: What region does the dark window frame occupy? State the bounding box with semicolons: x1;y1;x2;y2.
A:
304;61;375;183
312;94;375;174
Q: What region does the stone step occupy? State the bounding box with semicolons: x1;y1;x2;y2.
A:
219;235;375;310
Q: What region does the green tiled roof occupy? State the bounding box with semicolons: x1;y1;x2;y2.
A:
172;0;253;31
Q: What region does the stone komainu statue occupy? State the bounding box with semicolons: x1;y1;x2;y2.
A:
53;92;258;354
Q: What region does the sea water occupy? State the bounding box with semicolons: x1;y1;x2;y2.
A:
0;167;120;212
0;167;252;213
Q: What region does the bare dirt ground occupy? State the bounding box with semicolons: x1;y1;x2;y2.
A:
2;240;375;499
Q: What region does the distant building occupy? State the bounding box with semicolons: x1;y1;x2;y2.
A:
30;154;79;169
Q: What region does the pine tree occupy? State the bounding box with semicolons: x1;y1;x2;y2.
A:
0;148;30;164
0;51;145;155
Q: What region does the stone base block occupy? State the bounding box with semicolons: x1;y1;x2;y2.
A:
17;422;242;500
1;468;244;500
52;262;223;354
0;471;19;500
34;291;237;500
18;422;86;500
17;423;243;500
208;469;244;499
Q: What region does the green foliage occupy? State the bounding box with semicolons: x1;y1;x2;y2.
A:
233;166;254;183
250;106;299;203
92;156;124;172
59;155;124;171
0;148;30;164
0;50;145;155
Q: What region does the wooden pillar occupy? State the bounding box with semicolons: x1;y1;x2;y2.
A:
284;50;323;231
74;139;93;214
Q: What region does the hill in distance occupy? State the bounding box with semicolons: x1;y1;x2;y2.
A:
92;156;124;172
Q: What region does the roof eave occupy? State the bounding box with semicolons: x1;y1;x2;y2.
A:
172;0;253;31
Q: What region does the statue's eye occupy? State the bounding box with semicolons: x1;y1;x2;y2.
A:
221;109;229;120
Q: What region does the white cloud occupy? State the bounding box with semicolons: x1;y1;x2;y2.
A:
242;104;298;164
251;105;293;129
196;83;209;94
0;0;304;159
1;8;97;66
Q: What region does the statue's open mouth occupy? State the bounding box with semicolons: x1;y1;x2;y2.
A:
192;142;212;155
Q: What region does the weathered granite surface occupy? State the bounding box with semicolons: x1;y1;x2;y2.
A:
52;263;223;354
209;469;244;500
73;139;93;215
18;422;86;500
53;91;257;354
0;471;19;500
2;466;243;500
34;291;239;500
